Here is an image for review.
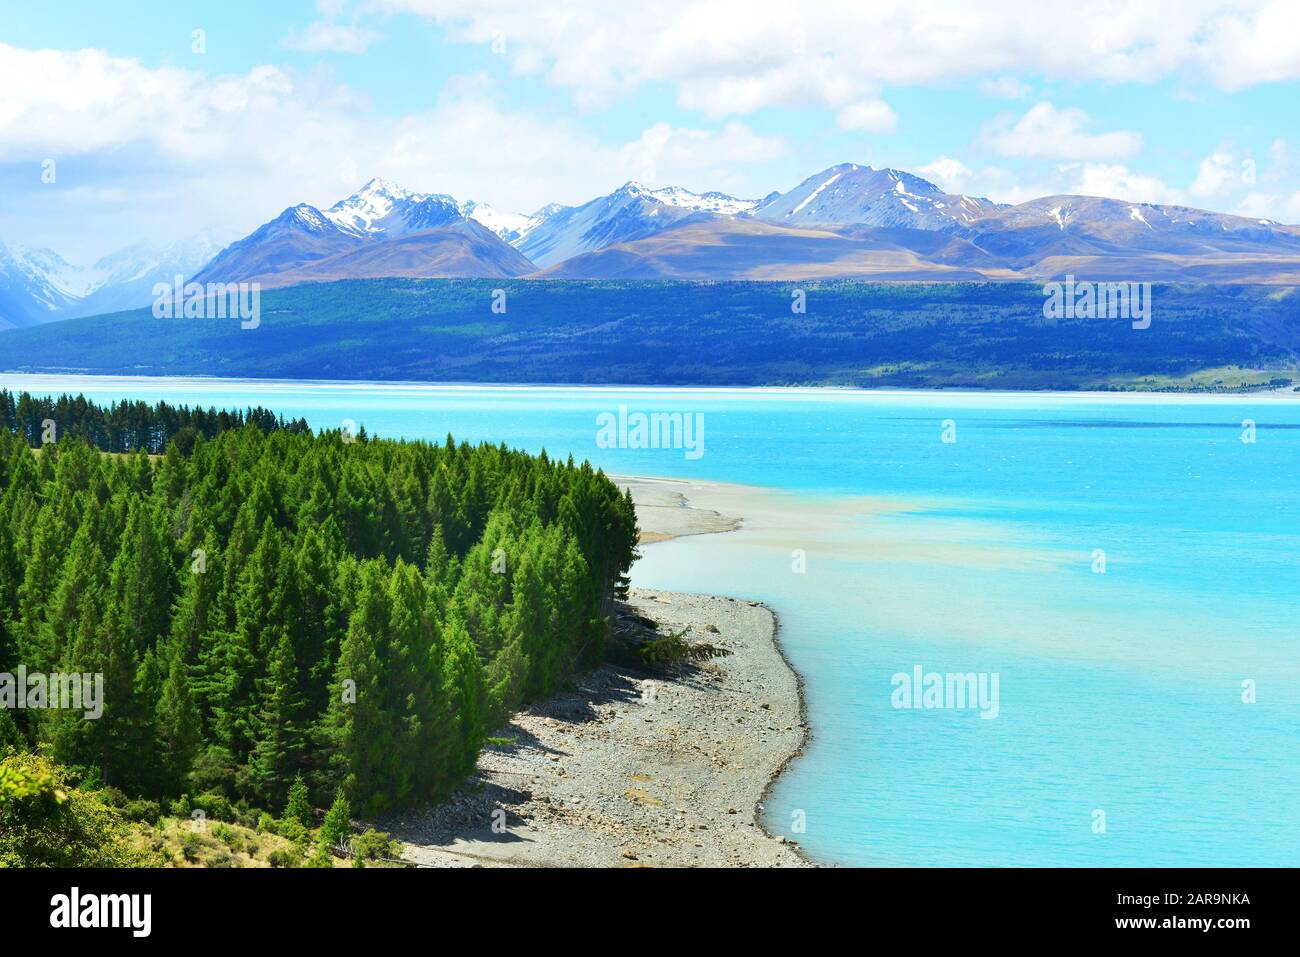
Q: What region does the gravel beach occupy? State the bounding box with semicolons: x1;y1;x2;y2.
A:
389;478;811;868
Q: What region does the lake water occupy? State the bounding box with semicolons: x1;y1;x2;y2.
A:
4;374;1298;866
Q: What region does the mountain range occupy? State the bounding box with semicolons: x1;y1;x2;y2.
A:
4;162;1300;328
0;232;226;330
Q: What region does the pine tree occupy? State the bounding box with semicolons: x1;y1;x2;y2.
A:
248;632;306;808
284;773;312;827
107;499;175;655
0;400;639;817
154;640;202;796
321;563;391;815
319;788;351;850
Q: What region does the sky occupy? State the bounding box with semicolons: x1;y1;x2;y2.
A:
2;0;1300;262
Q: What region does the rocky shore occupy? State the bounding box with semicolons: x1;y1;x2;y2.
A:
388;478;811;868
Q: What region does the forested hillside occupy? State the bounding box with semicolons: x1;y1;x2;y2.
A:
0;391;638;824
3;279;1298;390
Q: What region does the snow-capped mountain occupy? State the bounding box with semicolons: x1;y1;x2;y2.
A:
64;231;228;319
964;194;1300;278
0;232;227;329
516;181;760;268
193;180;541;286
9;163;1300;326
752;163;1002;231
192;205;366;285
321;178;542;244
634;185;758;215
0;243;88;327
323;178;463;238
456;200;538;243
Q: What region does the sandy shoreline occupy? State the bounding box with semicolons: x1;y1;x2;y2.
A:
613;475;744;544
389;476;812;867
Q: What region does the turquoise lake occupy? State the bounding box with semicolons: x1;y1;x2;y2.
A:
4;375;1298;867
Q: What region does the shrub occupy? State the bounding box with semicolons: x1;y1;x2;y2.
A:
268;848;298;868
350;828;400;861
191;790;234;823
272;817;308;845
122;799;162;824
305;843;334;868
256;812;276;833
234;803;261;829
97;785;128;808
212;822;242;852
179;832;205;864
640;629;731;667
0;753;150;867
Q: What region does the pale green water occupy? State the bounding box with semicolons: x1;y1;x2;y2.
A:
5;375;1298;866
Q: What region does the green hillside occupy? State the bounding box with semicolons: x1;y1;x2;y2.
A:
2;279;1298;391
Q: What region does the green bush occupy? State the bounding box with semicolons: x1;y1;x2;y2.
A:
305;843;334;868
191;790;235;823
640;629;731;667
212;822;242;852
350;828;400;861
122;799;161;824
268;848;298;868
270;817;308;845
97;785;128;808
233;802;261;829
179;832;205;864
0;753;151;867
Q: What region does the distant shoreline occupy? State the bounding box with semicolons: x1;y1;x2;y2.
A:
4;371;1300;401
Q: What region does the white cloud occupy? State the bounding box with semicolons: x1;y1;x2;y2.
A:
372;0;1300;113
836;99;898;133
1199;0;1300;89
1065;163;1183;205
1219;139;1300;223
618;122;787;191
283;21;381;54
0;44;789;257
978;102;1143;161
917;156;1182;207
1190;145;1247;198
918;156;973;192
978;76;1030;99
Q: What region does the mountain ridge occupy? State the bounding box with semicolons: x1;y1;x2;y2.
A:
7;162;1300;330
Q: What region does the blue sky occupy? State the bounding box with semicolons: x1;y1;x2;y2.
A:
2;0;1299;260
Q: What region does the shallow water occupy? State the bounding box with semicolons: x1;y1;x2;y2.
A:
5;375;1298;866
